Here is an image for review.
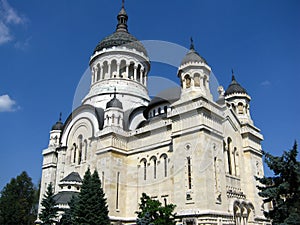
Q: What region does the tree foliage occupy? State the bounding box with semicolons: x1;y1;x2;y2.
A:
256;142;300;225
61;168;110;225
136;193;176;225
39;183;58;225
0;171;37;225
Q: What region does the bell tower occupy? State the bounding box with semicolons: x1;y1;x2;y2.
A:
177;38;213;100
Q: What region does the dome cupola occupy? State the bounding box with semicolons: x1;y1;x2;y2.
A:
106;88;123;109
180;38;207;66
51;113;64;131
84;1;150;112
225;71;248;96
177;38;212;99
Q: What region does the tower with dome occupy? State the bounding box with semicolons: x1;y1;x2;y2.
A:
38;2;270;225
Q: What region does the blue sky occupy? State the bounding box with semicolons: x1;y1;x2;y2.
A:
0;0;299;190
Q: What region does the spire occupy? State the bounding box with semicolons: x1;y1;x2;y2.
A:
231;68;236;81
190;37;195;50
116;0;128;32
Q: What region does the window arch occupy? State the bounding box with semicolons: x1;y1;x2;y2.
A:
194;73;200;87
140;158;147;181
184;74;191;88
238;102;244;114
160;154;168;177
227;138;232;175
150;156;157;179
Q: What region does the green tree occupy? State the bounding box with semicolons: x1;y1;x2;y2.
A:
39;183;59;225
0;171;36;225
256;142;300;225
73;168;110;225
136;193;176;225
60;195;78;225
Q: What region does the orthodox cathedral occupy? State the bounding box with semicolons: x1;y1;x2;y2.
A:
38;2;270;225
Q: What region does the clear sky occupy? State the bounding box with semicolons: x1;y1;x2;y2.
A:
0;0;299;190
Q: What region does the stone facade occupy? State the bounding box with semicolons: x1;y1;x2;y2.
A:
38;3;270;225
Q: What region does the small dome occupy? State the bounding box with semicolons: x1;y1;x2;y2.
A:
106;92;123;109
93;2;148;57
180;38;207;66
51;120;63;131
51;113;64;131
225;75;247;96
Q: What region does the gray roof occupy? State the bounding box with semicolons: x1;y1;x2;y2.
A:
54;191;78;205
225;75;247;96
93;4;147;56
106;93;123;109
181;40;207;65
60;172;82;183
51;113;64;131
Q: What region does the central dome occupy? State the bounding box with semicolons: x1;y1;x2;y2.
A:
93;31;148;56
93;2;147;57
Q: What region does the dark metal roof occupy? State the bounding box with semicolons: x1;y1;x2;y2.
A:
54;191;78;205
93;3;147;56
181;38;207;65
106;91;123;109
93;31;148;56
51;113;64;131
61;172;82;183
225;75;247;96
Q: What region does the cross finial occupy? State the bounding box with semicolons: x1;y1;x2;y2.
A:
114;87;117;98
59;112;62;122
190;37;195;50
122;0;125;8
231;69;236;81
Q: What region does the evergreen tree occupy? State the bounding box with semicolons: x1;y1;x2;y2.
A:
136;193;176;225
256;142;300;225
60;195;78;225
39;183;59;225
0;171;36;225
73;168;110;225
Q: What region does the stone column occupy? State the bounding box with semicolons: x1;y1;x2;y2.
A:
134;65;137;81
141;68;144;85
126;64;129;79
101;65;104;80
94;67;99;82
108;63;111;78
117;63;120;77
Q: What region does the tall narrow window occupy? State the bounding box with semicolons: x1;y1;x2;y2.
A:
164;198;167;206
84;140;88;161
116;172;120;210
164;156;167;177
154;158;157;179
143;160;147;180
187;156;192;189
78;135;83;165
227;138;232;175
73;143;77;164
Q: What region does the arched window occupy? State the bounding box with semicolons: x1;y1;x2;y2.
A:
238;102;244;114
112;114;115;124
164;106;168;114
160;154;168;177
158;107;161;115
143;160;147;180
84;139;88;161
187;156;192;189
153;109;156;117
194;73;200;87
184;74;191;88
151;156;157;179
227;138;232;175
73;143;76;164
78;135;83;165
